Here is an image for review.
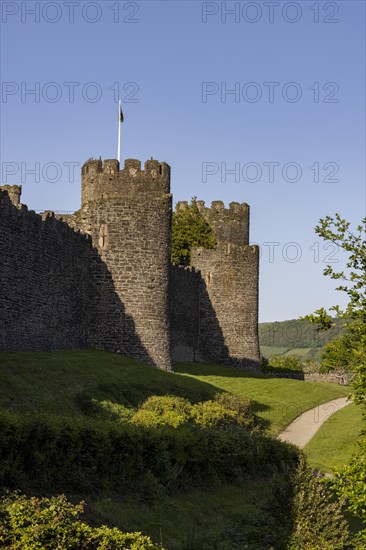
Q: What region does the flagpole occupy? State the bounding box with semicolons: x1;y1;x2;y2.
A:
117;100;121;163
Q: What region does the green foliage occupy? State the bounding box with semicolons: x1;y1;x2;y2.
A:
315;214;366;322
332;436;366;542
131;393;257;431
305;307;337;332
190;400;237;428
131;395;192;428
0;410;299;500
305;214;366;542
0;493;162;549
259;318;344;350
304;215;366;405
263;354;303;374
288;457;353;549
320;332;358;374
198;392;256;429
302;359;322;374
304;214;366;404
347;321;366;413
0;351;356;548
91;399;135;422
171;197;216;266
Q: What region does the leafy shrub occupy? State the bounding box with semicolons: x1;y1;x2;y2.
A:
91;399;135;423
191;400;237;428
263;355;303;374
302;359;322;374
288;457;353;549
131;395;192;428
131;393;257;431
332;435;366;545
214;393;256;427
0;493;162;549
320;333;359;374
191;393;256;430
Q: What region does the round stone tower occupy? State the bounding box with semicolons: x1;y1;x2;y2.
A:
79;158;172;371
191;201;260;369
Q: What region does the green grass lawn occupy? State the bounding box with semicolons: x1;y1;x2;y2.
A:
174;361;349;433
304;402;363;473
0;350;217;417
0;350;348;434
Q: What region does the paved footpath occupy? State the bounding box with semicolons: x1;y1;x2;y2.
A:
278;397;351;448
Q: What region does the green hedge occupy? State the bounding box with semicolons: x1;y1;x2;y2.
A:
0;411;299;498
262;355;304;374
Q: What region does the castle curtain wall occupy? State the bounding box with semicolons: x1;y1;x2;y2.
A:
0;189;91;351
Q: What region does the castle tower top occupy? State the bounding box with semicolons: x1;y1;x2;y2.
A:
81;158;171;206
175;200;250;246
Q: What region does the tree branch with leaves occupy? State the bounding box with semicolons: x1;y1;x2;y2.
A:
304;214;366;542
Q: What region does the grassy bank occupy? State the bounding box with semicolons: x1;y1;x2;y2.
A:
0;350;348;434
304;402;363;473
0;350;353;548
174;361;349;433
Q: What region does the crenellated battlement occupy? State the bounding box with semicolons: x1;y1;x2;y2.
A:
176;199;248;214
82;158;170;178
175;199;250;246
81;158;171;206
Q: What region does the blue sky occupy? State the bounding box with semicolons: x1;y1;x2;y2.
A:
1;0;365;321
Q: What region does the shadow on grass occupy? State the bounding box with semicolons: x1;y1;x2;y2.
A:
173;360;266;379
73;359;222;414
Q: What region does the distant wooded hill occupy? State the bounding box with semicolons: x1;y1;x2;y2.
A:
259;318;345;361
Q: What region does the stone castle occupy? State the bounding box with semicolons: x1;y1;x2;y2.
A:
0;158;260;371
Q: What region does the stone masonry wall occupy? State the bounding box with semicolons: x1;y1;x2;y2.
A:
169;264;200;362
77;159;172;371
197;200;249;246
0;188;91;351
192;242;260;369
170;200;260;369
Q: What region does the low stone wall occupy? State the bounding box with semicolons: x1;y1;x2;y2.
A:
304;373;342;383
